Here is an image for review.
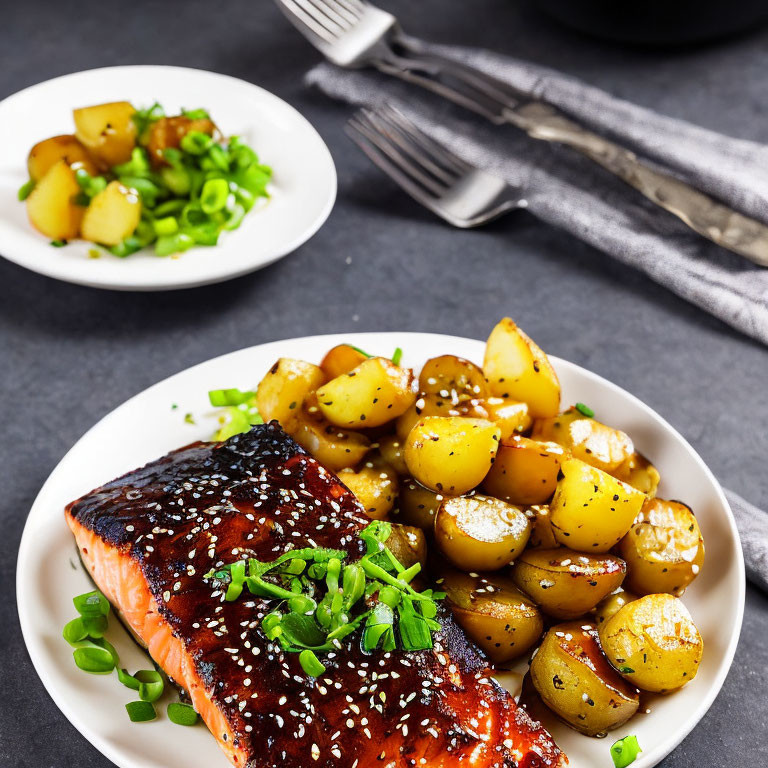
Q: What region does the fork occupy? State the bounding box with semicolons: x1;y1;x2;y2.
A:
275;0;768;265
346;106;526;228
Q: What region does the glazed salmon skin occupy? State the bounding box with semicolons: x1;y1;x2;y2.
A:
66;422;564;768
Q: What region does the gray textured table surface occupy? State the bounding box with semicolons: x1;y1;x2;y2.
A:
2;1;766;766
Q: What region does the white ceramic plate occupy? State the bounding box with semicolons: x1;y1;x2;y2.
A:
0;66;336;290
17;333;744;768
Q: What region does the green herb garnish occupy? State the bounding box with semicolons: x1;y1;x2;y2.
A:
391;347;403;366
167;702;199;726
347;344;372;358
184;413;196;425
610;735;641;768
207;388;263;441
206;521;443;663
73;644;116;674
17;179;35;201
125;700;157;723
50;239;67;247
618;666;635;674
575;402;595;418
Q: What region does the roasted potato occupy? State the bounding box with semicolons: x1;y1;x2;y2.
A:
319;344;369;380
377;434;409;476
511;549;626;619
613;452;661;497
439;568;543;663
146;115;217;164
256;358;325;430
599;593;703;692
80;181;141;246
549;458;646;552
404;416;500;495
484;397;532;439
434;494;530;571
526;505;559;550
316;357;415;428
530;622;640;736
418;355;489;403
395;394;490;442
27;135;98;181
482;436;565;505
289;407;371;472
593;588;638;626
73;101;137;167
618;498;704;596
26;160;83;240
338;460;398;520
385;524;427;569
532;408;634;473
483;318;560;418
395;479;444;530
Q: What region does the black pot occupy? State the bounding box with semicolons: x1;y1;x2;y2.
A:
535;0;768;45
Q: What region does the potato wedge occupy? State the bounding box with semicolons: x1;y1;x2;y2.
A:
530;622;640;736
319;344;369;380
255;358;325;430
434;494;530;571
386;524;427;569
439;568;543;663
289;415;371;472
550;458;646;552
395;479;445;530
26;160;83;240
593;588;638;627
418;355;489;403
618;498;704;596
613;452;661;497
28;135;98;181
80;181;141;246
483;318;560;418
338;460;398;520
599;593;703;692
532;408;634;473
404;416;500;495
482;436;565;505
317;357;415;428
484;397;532;440
526;504;559;550
510;548;626;619
73;101;137;167
377;434;409;476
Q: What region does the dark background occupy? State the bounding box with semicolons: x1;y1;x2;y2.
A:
1;1;766;765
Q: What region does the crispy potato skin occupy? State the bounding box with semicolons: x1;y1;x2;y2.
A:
511;548;626;620
338;460;398;520
592;588;638;627
599;594;703;692
525;505;560;550
317;357;416;428
26;160;84;240
612;452;661;496
418;355;489;402
483;318;560;418
395;479;445;530
434;494;531;572
81;181;141;246
618;498;704;596
549;458;646;552
73;101;137;168
28;134;98;181
319;345;369;380
256;358;325;430
439;569;543;663
532;408;634;474
404;416;500;495
530;622;640;736
482;436;565;505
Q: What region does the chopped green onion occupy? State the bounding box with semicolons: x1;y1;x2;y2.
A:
223;203;245;231
181;107;210;120
125;700;157;723
118;668;141;690
167;702;199;726
82;614;108;638
73;644;115;674
392;347;403;366
18;179;35;201
200;178;230;214
610;735;641;768
160;166;191;196
50;239;67;247
153;216;179;237
62;617;88;645
135;670;164;702
347;345;372;358
180;130;214;155
73;590;110;617
207;144;230;172
299;650;326;677
153;199;187;218
208;388;256;407
155;233;194;257
575;402;595;418
183;412;196;424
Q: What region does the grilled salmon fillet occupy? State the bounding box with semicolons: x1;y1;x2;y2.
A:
66;422;564;768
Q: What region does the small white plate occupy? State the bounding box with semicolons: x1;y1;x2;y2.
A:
17;333;744;768
0;66;336;290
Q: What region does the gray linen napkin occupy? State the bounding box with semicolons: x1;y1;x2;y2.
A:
307;45;768;346
308;51;768;589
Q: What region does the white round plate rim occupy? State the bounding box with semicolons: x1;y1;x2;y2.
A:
17;332;745;768
0;65;336;291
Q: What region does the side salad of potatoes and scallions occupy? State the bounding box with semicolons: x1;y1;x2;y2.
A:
19;101;272;257
202;319;705;766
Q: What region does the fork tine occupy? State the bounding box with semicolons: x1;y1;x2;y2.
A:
374;106;472;176
348;114;447;197
291;0;347;37
314;0;362;24
332;0;366;15
301;0;355;30
275;0;339;44
361;109;462;187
